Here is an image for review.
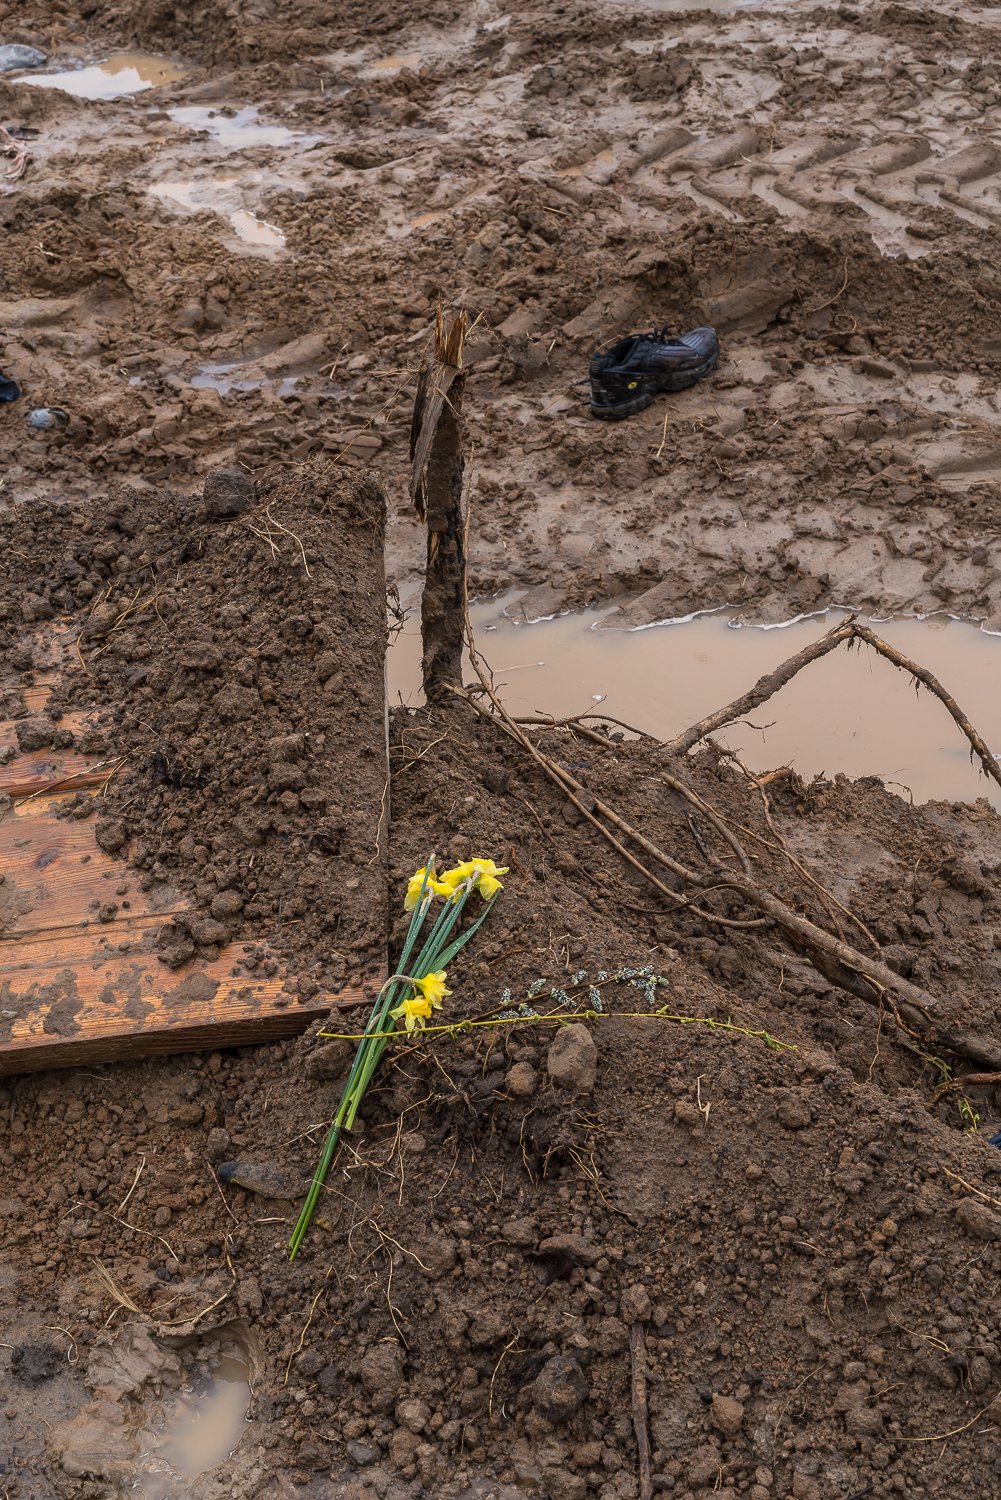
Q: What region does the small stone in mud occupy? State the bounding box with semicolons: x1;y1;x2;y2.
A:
538;1231;599;1267
14;715;55;752
417;1234;457;1277
215;1160;304;1200
396;1396;431;1434
305;1038;353;1081
202;465;255;520
94;818;127;853
956;1199;1001;1241
205;1127;230;1162
0;44;47;72
505;1060;538;1097
711;1393;745;1436
546;1024;597;1093
11;1342;61;1386
360;1340;405;1411
773;1090;813;1130
532;1354;588;1423
188;914;228;946
209;889;244;919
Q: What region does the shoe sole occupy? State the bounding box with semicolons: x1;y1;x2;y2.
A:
589;351;719;420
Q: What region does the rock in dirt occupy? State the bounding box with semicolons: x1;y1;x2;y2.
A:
201;465;255;519
305;1038;354;1081
774;1090;813;1130
546;1024;597;1093
687;1443;723;1486
0;44;46;72
216;1160;305;1200
94;818;128;853
359;1340;405;1412
532;1354;589;1423
711;1392;745;1436
505;1060;538;1097
956;1198;1001;1241
538;1231;599;1267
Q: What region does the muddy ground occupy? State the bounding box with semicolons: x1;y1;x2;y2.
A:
2;0;1001;1496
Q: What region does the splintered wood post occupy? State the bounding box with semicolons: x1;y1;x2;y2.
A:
410;305;468;700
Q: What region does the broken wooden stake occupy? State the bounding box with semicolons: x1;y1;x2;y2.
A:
410;304;468;701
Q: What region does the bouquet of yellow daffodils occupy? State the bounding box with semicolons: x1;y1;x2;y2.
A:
289;854;507;1258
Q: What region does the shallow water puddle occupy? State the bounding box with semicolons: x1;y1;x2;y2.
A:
228;208;286;248
168;105;320;149
371;54;421;70
149;178;286;249
140;1352;251;1498
389;603;1001;808
17;53;185;99
191;361;300;397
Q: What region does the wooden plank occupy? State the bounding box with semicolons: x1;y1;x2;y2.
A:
0;797;376;1072
0;795;176;937
0;933;363;1073
0;707;108;799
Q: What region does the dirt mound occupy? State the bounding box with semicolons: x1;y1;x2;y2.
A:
1;0;1001;1493
4;673;1001;1497
0;463;388;987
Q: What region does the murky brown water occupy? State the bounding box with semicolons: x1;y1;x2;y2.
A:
18;53;185;99
389;600;1001;807
140;1352;251;1497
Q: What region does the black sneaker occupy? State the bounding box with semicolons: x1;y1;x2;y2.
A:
589;324;719;420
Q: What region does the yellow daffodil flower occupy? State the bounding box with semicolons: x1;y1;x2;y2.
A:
437;857;509;902
468;857;508;900
436;861;474;899
390;994;435;1032
404;865;447;912
390;970;450;1032
414;970;451;1007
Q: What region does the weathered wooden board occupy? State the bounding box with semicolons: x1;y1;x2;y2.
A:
0;790;373;1074
0;929;348;1072
0;708;106;799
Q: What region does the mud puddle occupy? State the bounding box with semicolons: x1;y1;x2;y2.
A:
190;361;299;396
390;602;1001;808
139;1349;252;1498
167;105;321;149
149;179;286;249
17;53;185;99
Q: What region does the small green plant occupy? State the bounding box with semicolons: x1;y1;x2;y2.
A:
922;1050;982;1132
289;855;507;1259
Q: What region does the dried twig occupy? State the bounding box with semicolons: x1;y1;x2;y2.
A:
670;617;1001;794
453;616;1001;1070
205;1154;240;1226
0;125;28;182
631;1321;653;1500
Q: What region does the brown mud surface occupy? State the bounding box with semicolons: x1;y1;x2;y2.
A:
2;0;1001;1497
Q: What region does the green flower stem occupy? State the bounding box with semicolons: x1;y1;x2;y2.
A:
290;863;439;1260
290;865;505;1259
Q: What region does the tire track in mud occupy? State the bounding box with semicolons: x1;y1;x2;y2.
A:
1;0;1000;628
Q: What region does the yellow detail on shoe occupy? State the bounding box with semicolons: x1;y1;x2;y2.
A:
627;381;638;389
